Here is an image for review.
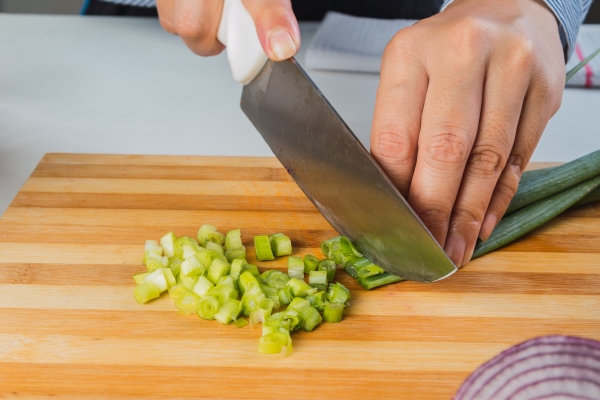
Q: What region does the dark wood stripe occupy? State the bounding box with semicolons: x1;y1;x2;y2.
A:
11;192;316;211
32;163;293;182
497;233;600;253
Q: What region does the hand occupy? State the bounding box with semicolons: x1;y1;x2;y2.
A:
156;0;300;60
370;0;565;267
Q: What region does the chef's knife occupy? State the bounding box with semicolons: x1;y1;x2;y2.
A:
218;0;457;282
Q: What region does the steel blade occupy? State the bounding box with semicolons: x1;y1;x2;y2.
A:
241;58;457;282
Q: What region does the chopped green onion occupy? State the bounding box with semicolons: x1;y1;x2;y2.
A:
173;236;198;259
262;319;290;335
175;291;200;315
192;275;214;297
168;283;189;300
235;318;249;328
306;291;326;311
197;295;221;320
214;299;241;325
327;282;350;304
143;268;169;292
250;298;275;324
182;243;201;260
241;263;260;278
132;272;150;284
287;297;312;313
286;278;316;298
258;332;289;354
269;310;302;332
268;233;292;257
208;284;239;304
318;259;337;282
180;255;205;278
259;270;273;283
343;259;359;278
160;232;176;258
277;286;293;305
299;306;322;332
238;271;259;295
167;257;183;277
356;272;404;290
259;283;281;309
229;258;246;281
225;247;246;262
254;235;275;261
225;229;243;250
197;224;224;246
287;257;305;279
162;267;176;287
217;275;235;287
303;254;319;273
351;257;385;279
241;283;267;316
145;240;163;256
180;275;199;291
308;270;328;291
207;258;231;284
205;241;224;256
133;282;160;304
323;302;345;323
265;270;290;289
320;236;341;258
339;237;363;257
144;251;168;272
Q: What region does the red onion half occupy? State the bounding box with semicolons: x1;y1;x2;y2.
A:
455;335;600;400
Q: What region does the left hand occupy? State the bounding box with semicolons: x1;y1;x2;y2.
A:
370;0;565;267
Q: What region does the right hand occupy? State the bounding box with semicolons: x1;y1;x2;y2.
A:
156;0;300;61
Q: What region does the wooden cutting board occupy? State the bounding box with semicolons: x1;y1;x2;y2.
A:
1;153;599;399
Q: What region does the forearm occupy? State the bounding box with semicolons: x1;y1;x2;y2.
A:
441;0;593;61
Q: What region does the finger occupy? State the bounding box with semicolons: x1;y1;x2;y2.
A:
446;55;531;267
243;0;299;61
479;74;563;244
370;30;428;197
172;0;224;57
156;0;176;34
407;46;485;253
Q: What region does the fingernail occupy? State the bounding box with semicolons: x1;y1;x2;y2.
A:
479;213;498;242
444;234;466;268
269;29;296;60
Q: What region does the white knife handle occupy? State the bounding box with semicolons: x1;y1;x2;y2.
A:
217;0;268;84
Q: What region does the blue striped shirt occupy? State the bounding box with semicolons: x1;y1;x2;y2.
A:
443;0;593;61
100;0;156;7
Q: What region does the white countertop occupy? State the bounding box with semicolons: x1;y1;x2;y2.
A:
1;14;599;216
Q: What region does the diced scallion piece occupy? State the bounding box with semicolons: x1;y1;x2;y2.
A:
287;297;312;313
339;237;363;257
182;244;200;260
192;275;214;297
197;295;221;320
168;283;189;300
287;257;305;279
269;310;302;332
143;268;169;292
242;264;260;278
209;284;239;304
320;236;341;259
259;284;281;309
306;291;326;311
167;257;183;277
258;332;289;354
197;224;224;246
254;235;275;261
250;298;275;324
160;232;177;257
229;258;246;281
217;275;235;288
351;257;385;279
286;278;316;298
303;254;319;273
241;283;267;316
215;299;241;325
327;282;350;304
207;258;231;284
180;256;204;278
323;302;345;323
180;275;199;291
133;272;150;284
133;282;160;304
238;271;259;295
235;318;249;328
262;319;290;335
318;259;337;282
265;270;290;289
173;236;198;259
308;270;328;291
144;251;168;272
299;306;322;332
278;286;293;305
225;229;243;250
145;240;163;256
225;247;246;262
268;233;292;257
175;292;200;315
162;267;176;287
205;241;224;256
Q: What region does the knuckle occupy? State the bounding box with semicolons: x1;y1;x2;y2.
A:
507;39;535;72
468;146;507;176
371;125;417;167
174;13;211;42
450;16;487;53
159;17;176;35
419;206;452;227
454;207;484;225
424;127;471;166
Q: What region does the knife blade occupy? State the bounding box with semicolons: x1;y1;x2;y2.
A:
240;58;457;283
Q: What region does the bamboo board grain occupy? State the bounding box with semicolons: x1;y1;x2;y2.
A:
0;153;599;399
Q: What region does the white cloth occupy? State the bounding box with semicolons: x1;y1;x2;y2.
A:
305;12;600;88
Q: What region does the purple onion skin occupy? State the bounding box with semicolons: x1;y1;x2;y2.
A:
454;335;600;400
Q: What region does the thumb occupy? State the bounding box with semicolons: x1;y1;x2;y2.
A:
242;0;300;61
